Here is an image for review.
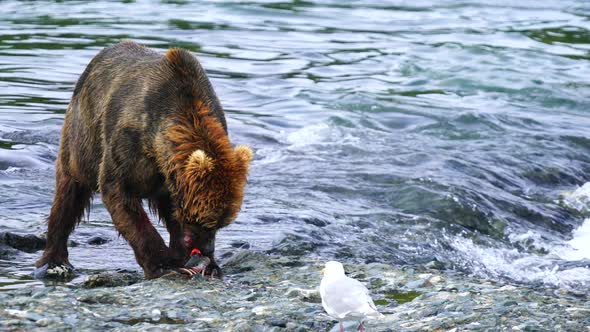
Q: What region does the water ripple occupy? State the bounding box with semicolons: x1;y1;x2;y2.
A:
0;0;589;291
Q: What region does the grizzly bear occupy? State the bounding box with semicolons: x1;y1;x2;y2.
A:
35;41;252;279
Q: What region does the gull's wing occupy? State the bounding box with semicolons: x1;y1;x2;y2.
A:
320;276;380;320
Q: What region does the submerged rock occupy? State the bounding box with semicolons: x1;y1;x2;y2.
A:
301;217;329;227
230;240;251;249
222;250;271;274
0;245;16;259
0;232;77;258
87;235;111;246
267;233;325;257
0;232;46;253
424;259;447;270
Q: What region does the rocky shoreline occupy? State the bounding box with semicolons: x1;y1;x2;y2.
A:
0;250;588;331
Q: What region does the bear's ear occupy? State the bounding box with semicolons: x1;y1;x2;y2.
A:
234;145;253;169
186;149;214;176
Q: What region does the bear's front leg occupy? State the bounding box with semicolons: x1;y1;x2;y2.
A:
150;194;188;265
101;185;178;279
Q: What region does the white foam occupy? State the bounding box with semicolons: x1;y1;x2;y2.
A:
449;236;590;290
556;181;590;260
285;123;361;149
286;123;331;146
507;227;590;262
565;218;590;260
562;182;590;213
451;181;590;290
254;147;286;165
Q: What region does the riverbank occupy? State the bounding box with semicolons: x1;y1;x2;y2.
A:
0;250;587;331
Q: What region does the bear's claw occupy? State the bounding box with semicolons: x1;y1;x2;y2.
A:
34;262;76;280
204;262;222;279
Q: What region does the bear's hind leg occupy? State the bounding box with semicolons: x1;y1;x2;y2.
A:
35;170;92;279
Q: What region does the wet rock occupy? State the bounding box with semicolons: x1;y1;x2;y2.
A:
0;232;46;253
503;300;518;307
87;235;110;245
77;293;119;304
151;308;161;321
0;244;17;259
63;314;78;326
223;251;270;274
301;217;328;227
406;279;429;289
36;318;52;327
285;287;321;303
31;288;51;299
334;246;356;260
0;252;588;331
369;277;386;288
271;255;306;268
425;259;447;270
266;318;287;328
267;233;323;257
83;271;143;288
520;321;543;332
219;250;235;260
232;321;254;332
244;292;262;301
34;262;76;280
565;307;590;319
25;312;43;322
230;240;251;249
428;275;445;285
252;306;272;316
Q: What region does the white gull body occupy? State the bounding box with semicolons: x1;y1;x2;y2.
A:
320;261;382;332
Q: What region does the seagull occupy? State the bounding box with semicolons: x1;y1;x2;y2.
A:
320;261;383;332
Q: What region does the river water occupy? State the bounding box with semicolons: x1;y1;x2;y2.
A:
0;0;589;294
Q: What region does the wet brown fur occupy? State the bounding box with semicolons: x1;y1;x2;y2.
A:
164;101;251;229
35;41;252;279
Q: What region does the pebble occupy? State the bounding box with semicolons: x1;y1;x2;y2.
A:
424;260;446;270
252;306;271;316
503;300;518;307
266;318;287;327
406;279;428;289
429;275;444;284
25;312;43;321
36;318;51;326
151;309;161;321
231;321;253;332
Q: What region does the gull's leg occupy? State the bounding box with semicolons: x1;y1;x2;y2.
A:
358;322;365;332
340;321;344;332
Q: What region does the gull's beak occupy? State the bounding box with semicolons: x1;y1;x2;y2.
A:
321;268;325;275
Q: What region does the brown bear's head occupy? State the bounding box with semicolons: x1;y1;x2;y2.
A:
180;144;252;228
164;102;253;257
